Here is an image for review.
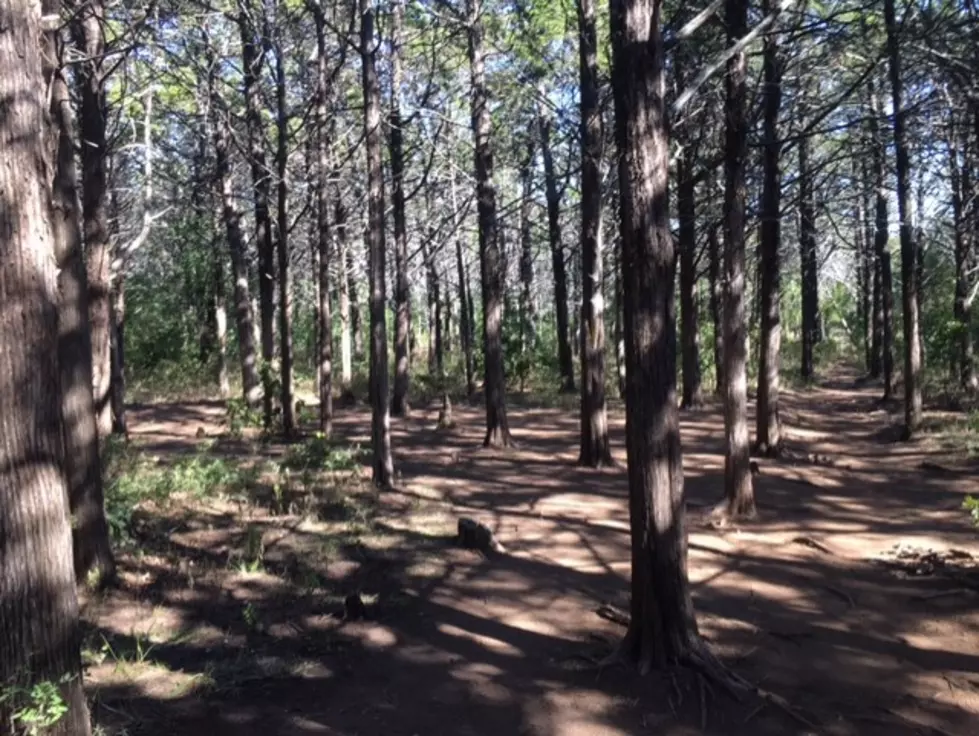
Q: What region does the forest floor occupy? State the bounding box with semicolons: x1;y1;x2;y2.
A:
82;369;979;736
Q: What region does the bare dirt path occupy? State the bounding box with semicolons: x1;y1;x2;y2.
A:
86;375;979;735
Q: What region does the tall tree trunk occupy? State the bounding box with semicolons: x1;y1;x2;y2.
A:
609;0;701;670
314;4;334;433
578;0;612;466
456;237;476;398
212;215;230;397
868;80;895;399
336;193;354;384
677;158;702;409
110;281;127;435
720;0;755;518
949;114;975;391
273;23;295;436
755;0;782;455
855;159;873;376
863;156;883;377
708;216;724;393
884;0;922;437
519;138;536;358
47;14;115;585
361;0;394;486
539;111;575;392
798;121;819;382
467;0;512;446
1;2;92;726
238;0;276;429
70;0;112;440
390;0;411;417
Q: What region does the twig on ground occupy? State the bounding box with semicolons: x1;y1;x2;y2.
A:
822;584;855;607
791;536;834;555
596;602;630;627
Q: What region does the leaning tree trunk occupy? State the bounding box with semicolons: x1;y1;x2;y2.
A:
390;0;411;417
314;4;334;434
47;13;115;586
869;78;895;400
884;0;922;437
70;0;113;440
720;0;755;518
755;0;782;456
238;1;276;429
1;3;92;727
540;110;575;393
577;0;612;466
610;0;702;670
467;0;512;446
361;0;394;487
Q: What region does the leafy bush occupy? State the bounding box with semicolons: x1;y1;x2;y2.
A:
964;496;979;527
0;677;71;735
283;433;363;473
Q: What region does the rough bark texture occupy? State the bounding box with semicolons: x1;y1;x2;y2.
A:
1;2;92;727
46;14;116;586
610;0;700;670
212;216;230;397
70;0;113;440
856;159;873;377
707;217;724;394
518;140;536;360
540;112;575;393
362;0;394;486
456;237;476;397
467;0;512;446
950;117;976;390
110;281;127;435
721;0;755;518
798;120;819;382
314;5;334;434
884;0;922;437
336;194;354;384
274;25;295;437
238;0;276;428
863;156;883;378
577;0;612;466
869;79;895;399
677;159;702;410
390;0;411;417
755;0;782;455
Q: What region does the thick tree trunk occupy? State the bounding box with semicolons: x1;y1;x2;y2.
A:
274;28;295;437
798;125;819;382
314;6;334;434
238;1;276;428
390;0;411;417
467;0;512;445
884;0;922;437
71;0;113;440
539;111;575;393
755;0;782;455
720;0;755;518
47;19;115;586
610;0;701;669
362;0;394;486
1;4;92;727
868;81;895;397
577;0;612;466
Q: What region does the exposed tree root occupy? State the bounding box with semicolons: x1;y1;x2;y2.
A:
791;535;834;555
596;602;630;627
821;584;855;608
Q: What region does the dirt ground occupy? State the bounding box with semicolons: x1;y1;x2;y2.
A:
83;372;979;736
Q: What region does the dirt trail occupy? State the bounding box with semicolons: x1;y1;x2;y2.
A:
86;375;979;735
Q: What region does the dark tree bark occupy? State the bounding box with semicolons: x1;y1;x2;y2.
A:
677;159;702;409
313;2;334;434
862;156;883;378
390;0;412;417
70;0;113;440
754;0;782;455
237;0;276;429
869;79;895;399
707;216;724;394
336;194;356;382
456;237;476;398
273;23;295;437
798;121;819;382
855;158;872;376
610;0;701;670
212;213;230;397
720;0;755;518
110;281;127;436
539;111;575;392
46;12;115;586
578;0;612;466
1;2;92;727
467;0;512;446
361;0;394;487
883;0;922;438
519;138;536;359
949;113;975;390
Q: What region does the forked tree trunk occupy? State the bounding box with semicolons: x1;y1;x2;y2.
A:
754;0;782;455
610;0;701;669
869;79;895;399
884;0;922;437
467;0;512;445
720;0;755;518
1;3;92;727
390;0;411;417
47;14;115;585
577;0;612;466
361;0;394;486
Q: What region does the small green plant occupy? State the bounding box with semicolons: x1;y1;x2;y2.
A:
1;677;71;735
964;495;979;527
241;602;262;632
226;397;262;438
283;433;362;473
235;525;264;573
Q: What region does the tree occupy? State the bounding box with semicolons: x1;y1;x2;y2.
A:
610;0;700;668
362;0;394;487
467;0;512;447
720;0;755;518
1;0;92;728
577;0;612;467
798;97;819;382
754;0;783;455
868;77;895;400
